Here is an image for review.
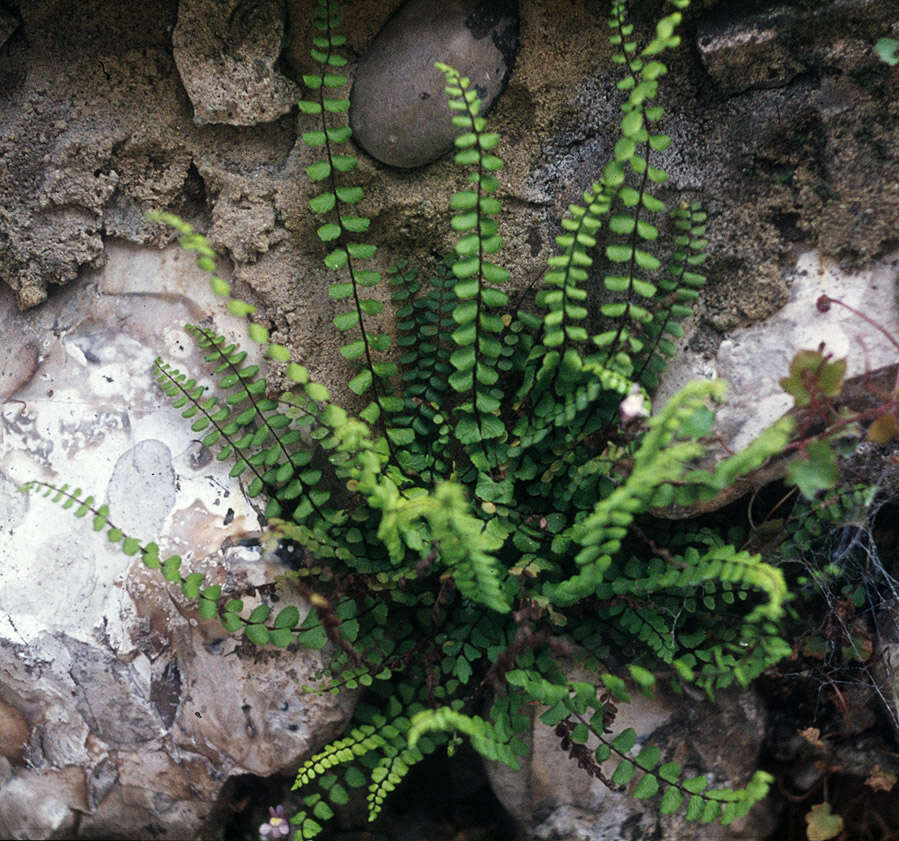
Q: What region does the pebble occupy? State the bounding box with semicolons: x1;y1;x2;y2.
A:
349;0;519;168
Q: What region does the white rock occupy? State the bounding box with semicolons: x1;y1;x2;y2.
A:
0;242;355;839
657;248;899;453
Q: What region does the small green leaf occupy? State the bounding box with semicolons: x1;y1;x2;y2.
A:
198;598;218;620
611;728;636;752
787;440;840;499
634;249;660;271
302;130;326;147
359;298;382;315
221;612;243;632
273;606;301;629
621;110;643;137
606;244;632;262
633;774;659;799
325;248;348;270
658;762;680;783
451;191;478;209
682;775;708;794
329;283;354;300
269;628;294;648
248;604;271;624
182;573;204;600
455;415;481;444
336;186;363;203
348;369;373;395
659;786;684;814
297;623;327;650
609;215;635;235
611;759;634;785
345;766;366;787
874;37;899;66
245;624;270;646
333;310;359;331
635;744;661;771
306;161;331;180
317;223;341;241
339;340;365;360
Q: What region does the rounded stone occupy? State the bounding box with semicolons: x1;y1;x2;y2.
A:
349;0;519;169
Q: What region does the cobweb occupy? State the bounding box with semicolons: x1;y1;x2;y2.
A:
776;452;899;735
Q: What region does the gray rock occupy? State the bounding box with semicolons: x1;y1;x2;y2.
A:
173;0;300;126
349;0;518;168
0;337;38;403
487;672;776;841
873;600;899;744
697;6;805;95
0;8;19;50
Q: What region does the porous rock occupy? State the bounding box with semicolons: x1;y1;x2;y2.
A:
0;245;356;840
349;0;519;168
487;676;776;841
172;0;300;126
697;6;805;95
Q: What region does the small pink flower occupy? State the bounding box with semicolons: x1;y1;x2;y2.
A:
259;805;290;839
619;384;649;424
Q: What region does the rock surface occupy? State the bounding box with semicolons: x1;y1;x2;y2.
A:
487;680;776;841
0;245;355;840
697;7;806;95
173;0;300;126
656;248;899;453
1;0;896;354
1;0;898;837
348;0;519;168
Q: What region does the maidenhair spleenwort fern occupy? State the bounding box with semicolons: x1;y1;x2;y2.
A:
22;0;806;836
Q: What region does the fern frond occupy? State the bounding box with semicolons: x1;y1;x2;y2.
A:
301;0;404;458
436;62;510;456
592;723;773;824
17;481;304;646
407;706;523;769
375;481;511;613
544;380;727;605
591;2;690;379
388;258;456;480
652;415;795;510
535;181;611;372
632;201;708;389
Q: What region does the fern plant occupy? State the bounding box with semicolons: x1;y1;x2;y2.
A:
21;0;807;836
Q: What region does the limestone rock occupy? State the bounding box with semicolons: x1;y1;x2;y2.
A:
349;0;519;168
172;0;300;126
487;680;776;841
656;249;899;455
0;244;356;840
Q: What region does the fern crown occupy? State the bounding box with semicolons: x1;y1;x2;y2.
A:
21;0;809;835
